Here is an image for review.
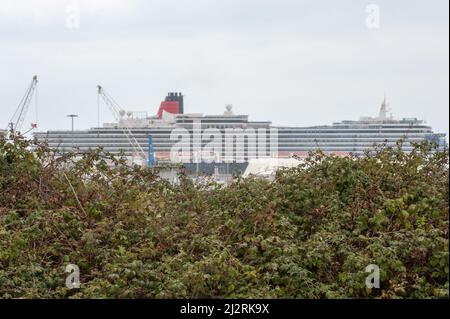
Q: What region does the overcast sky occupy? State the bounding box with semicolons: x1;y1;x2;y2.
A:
0;0;448;136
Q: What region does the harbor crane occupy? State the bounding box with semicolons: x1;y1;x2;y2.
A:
7;75;38;135
97;85;147;164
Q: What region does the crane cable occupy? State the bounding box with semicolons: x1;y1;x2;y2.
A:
97;86;147;161
34;81;39;129
8;76;38;134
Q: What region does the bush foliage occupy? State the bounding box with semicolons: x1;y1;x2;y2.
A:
0;137;448;298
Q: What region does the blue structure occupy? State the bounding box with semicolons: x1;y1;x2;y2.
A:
425;133;448;150
148;135;154;167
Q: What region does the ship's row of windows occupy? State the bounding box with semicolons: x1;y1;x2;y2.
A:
36;128;432;136
52;147;420;157
38;130;432;136
48;144;418;152
44;135;427;141
41;139;427;145
37;133;431;142
45;138;420;145
319;125;430;129
42;138;426;147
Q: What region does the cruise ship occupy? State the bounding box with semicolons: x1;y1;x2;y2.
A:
33;92;447;174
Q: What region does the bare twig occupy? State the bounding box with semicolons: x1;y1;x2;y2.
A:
62;172;87;218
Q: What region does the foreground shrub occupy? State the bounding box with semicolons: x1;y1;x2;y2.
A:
0;137;448;298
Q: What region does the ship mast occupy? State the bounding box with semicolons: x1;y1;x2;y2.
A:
378;93;392;120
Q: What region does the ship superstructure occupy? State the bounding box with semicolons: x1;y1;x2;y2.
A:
34;93;447;174
276;97;447;156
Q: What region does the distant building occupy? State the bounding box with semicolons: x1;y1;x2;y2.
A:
243;158;303;180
